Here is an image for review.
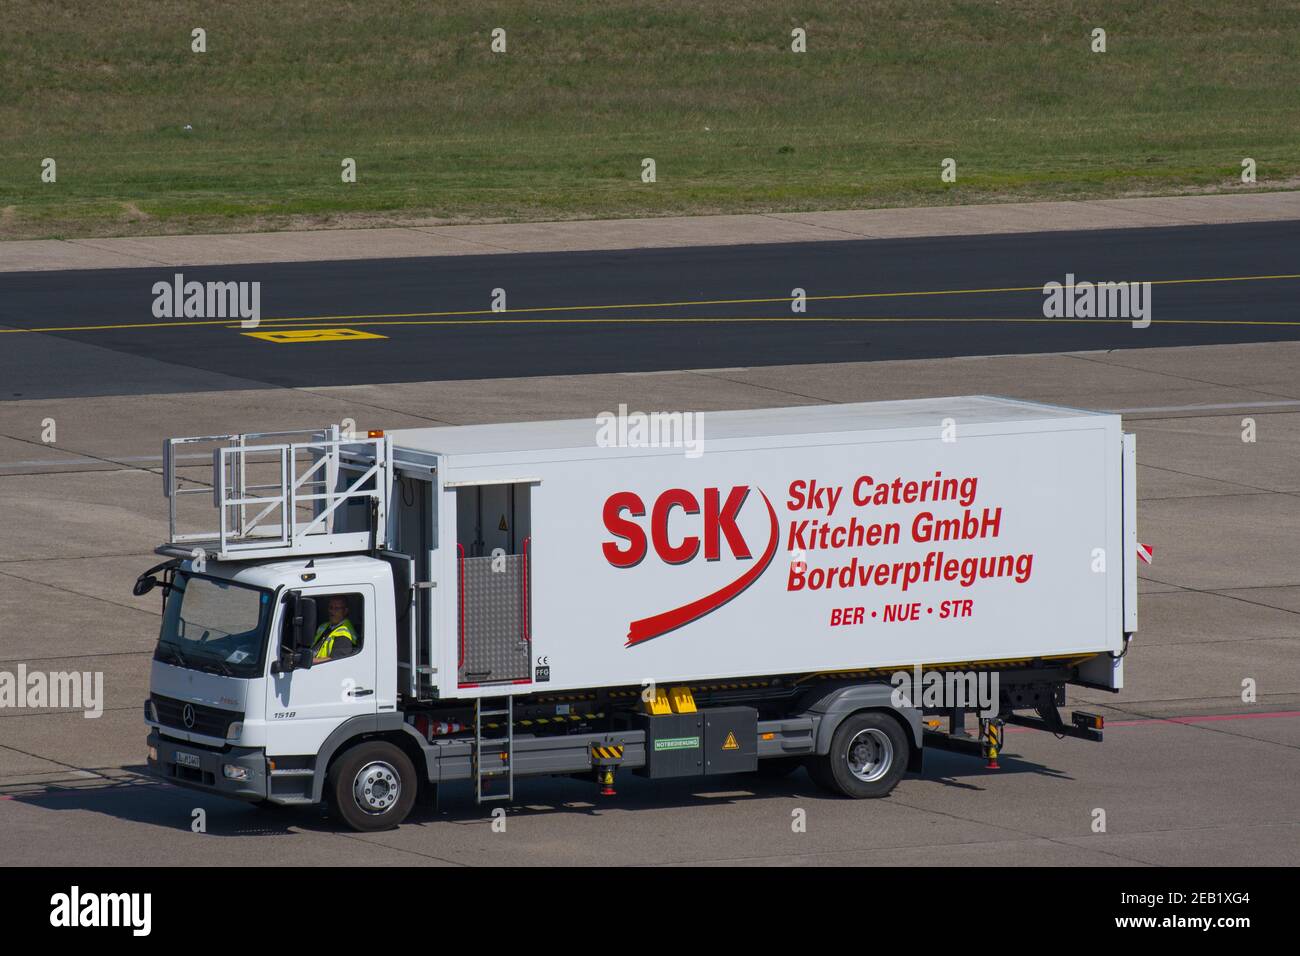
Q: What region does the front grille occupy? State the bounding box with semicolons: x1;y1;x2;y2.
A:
151;694;242;738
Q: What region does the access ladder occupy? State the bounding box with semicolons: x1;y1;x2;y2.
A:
474;696;515;804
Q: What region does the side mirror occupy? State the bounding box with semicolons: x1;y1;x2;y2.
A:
293;595;318;653
133;559;179;598
278;593;318;672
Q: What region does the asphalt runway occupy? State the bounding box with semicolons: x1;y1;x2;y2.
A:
1;220;1298;399
0;215;1296;866
0;336;1297;865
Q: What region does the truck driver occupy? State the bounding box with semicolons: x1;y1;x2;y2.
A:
313;596;358;662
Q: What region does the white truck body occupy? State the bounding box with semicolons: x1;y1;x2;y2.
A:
401;395;1131;697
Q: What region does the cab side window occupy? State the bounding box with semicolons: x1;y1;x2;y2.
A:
309;593;364;663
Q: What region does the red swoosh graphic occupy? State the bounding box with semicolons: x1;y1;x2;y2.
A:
625;489;779;646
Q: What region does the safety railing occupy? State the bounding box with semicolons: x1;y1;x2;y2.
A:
162;426;390;561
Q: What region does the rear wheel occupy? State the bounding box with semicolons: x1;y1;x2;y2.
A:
809;712;909;799
327;741;417;832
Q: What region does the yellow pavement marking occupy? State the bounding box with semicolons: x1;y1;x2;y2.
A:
242;328;387;343
247;315;1300;329
1;272;1296;336
243;272;1300;325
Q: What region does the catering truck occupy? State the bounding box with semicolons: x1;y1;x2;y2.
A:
139;397;1137;831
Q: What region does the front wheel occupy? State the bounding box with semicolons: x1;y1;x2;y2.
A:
809;712;909;799
327;741;417;832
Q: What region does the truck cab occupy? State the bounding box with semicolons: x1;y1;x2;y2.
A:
142;427;421;818
144;553;399;805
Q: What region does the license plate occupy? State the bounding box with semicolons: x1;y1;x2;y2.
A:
174;751;201;769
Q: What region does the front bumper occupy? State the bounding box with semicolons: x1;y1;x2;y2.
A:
146;728;268;802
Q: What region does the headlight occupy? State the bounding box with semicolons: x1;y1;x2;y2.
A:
147;746;158;762
145;700;158;723
226;721;243;741
223;764;250;781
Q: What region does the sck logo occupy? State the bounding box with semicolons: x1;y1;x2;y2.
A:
602;486;752;566
602;486;779;646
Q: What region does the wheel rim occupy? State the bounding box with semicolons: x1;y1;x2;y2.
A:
352;760;401;814
845;728;894;783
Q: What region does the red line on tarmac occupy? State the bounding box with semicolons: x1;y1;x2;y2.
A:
1106;710;1300;727
1004;710;1300;733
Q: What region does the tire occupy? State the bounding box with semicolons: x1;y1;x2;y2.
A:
809;711;909;799
327;740;418;832
754;756;804;778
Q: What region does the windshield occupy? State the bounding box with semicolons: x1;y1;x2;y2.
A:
154;572;274;679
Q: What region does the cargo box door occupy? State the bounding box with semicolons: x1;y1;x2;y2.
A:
454;481;533;687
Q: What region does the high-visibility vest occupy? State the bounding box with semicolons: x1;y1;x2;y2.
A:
313;618;357;659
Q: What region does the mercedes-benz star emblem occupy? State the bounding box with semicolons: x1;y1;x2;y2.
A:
182;704;196;729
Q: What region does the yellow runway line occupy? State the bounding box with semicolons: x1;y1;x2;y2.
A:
245;315;1300;329
3;272;1297;336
